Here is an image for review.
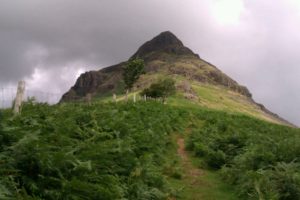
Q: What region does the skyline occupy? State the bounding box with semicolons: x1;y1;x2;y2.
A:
1;0;300;125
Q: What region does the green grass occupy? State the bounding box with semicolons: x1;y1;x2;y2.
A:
198;171;238;200
191;83;279;123
166;141;239;200
168;169;238;200
162;125;239;200
186;109;300;199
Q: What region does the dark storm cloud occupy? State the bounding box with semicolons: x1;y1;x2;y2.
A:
0;0;212;88
0;0;299;125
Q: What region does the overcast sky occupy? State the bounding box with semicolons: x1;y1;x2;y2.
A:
0;0;299;125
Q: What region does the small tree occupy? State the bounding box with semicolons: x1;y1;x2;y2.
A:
123;58;145;100
141;78;176;102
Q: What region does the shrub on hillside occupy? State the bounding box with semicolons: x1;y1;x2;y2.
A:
141;78;176;101
205;150;226;169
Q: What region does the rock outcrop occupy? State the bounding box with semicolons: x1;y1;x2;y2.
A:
61;63;124;101
130;31;199;60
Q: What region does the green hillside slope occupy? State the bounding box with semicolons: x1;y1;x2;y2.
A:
0;100;299;199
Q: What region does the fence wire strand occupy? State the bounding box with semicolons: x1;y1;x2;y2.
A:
0;87;61;109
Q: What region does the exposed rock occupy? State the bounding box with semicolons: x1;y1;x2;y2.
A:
184;93;198;100
130;31;199;60
207;70;252;97
177;81;198;100
61;63;123;102
176;81;192;93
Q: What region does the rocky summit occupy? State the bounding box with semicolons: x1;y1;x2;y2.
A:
61;31;293;126
130;31;199;60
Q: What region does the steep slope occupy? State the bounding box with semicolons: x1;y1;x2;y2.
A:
61;31;292;126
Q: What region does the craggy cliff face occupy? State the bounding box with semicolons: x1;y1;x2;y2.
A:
61;31;251;102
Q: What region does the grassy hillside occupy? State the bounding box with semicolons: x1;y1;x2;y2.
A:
100;73;288;126
0;100;299;199
171;81;283;124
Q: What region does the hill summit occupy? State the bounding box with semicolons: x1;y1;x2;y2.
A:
61;31;292;126
130;31;198;59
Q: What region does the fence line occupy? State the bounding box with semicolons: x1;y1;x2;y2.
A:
0;83;164;110
0;86;61;109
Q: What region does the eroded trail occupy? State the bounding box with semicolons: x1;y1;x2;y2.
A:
176;137;206;199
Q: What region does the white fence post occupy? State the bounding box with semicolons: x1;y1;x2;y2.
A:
13;81;26;114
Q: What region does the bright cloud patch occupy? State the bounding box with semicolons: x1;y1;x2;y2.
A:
211;0;245;25
24;64;87;103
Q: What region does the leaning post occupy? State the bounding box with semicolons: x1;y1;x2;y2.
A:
13;81;26;114
113;93;117;103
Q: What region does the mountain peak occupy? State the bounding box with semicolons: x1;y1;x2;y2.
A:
148;31;184;47
130;31;198;59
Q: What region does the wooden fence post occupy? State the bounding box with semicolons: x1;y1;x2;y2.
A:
86;93;92;105
113;93;117;103
13;81;26;114
125;90;129;102
144;95;147;101
133;93;136;103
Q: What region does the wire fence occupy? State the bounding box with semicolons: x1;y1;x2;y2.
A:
0;87;61;109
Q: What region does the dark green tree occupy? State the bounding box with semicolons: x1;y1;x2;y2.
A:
141;78;176;102
123;58;145;99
